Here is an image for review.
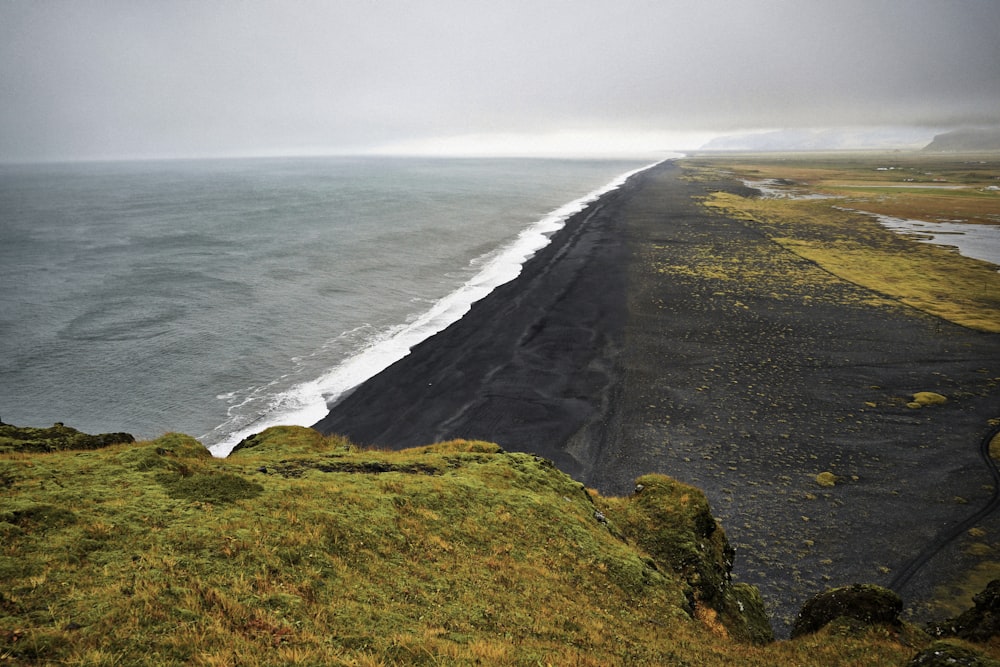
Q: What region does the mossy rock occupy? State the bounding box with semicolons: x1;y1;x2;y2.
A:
618;474;721;572
909;642;1000;667
815;471;838;487
117;435;211;472
229;425;346;457
927;579;1000;642
0;422;134;454
791;584;902;638
615;474;773;644
908;392;948;409
721;582;775;645
150;433;212;459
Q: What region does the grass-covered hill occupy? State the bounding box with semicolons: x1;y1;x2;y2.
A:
1;423;997;665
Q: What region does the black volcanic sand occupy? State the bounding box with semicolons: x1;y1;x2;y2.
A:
315;160;1000;633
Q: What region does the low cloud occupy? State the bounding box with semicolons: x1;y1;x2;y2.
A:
2;0;997;161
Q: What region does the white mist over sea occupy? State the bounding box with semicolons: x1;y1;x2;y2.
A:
0;156;666;452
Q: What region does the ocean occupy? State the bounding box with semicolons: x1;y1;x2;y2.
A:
0;156;659;455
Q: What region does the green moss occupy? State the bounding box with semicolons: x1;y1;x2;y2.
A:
116;446;173;472
156;471;263;504
607;473;774;644
0;422;134;454
0;422;962;664
731;592;775;643
229;424;343;457
791;584;902;638
1;503;77;532
908;641;1000;667
815;472;839;487
913;391;948;407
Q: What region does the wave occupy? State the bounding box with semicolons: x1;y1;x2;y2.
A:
207;159;666;456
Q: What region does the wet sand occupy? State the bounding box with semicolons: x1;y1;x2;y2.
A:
315;160;1000;632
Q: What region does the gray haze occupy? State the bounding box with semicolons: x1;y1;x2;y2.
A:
1;0;998;161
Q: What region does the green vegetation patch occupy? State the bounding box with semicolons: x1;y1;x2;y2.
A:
699;189;1000;333
0;423;984;665
815;472;839;487
602;474;773;644
156;471;263;504
1;503;77;532
911;391;949;407
0;421;134;454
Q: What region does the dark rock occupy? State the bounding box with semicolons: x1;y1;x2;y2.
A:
790;584;902;638
908;642;999;667
926;579;1000;642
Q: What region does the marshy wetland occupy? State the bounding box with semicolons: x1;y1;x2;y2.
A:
687;153;1000;332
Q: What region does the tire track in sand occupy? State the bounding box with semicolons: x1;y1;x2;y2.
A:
889;423;1000;593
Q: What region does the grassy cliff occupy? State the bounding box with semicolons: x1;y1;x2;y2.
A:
2;423;993;665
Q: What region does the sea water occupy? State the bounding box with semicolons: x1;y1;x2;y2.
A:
0;156;661;454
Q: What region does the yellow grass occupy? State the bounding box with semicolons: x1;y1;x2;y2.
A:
692;175;1000;332
3;424;983;664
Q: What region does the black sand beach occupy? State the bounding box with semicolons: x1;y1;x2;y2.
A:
315;160;1000;632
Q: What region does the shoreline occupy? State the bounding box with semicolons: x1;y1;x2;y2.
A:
314;160;1000;632
208;159;657;457
313;162;645;477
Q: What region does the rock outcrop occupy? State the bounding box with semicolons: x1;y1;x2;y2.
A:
927;579;1000;642
0;422;134;453
909;642;1000;667
791;584;902;638
614;473;774;644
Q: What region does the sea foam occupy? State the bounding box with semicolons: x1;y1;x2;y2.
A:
207;159;664;456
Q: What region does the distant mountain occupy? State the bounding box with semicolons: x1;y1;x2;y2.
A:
699;128;933;151
923;127;1000;152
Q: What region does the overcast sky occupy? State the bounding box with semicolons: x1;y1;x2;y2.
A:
1;0;998;161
